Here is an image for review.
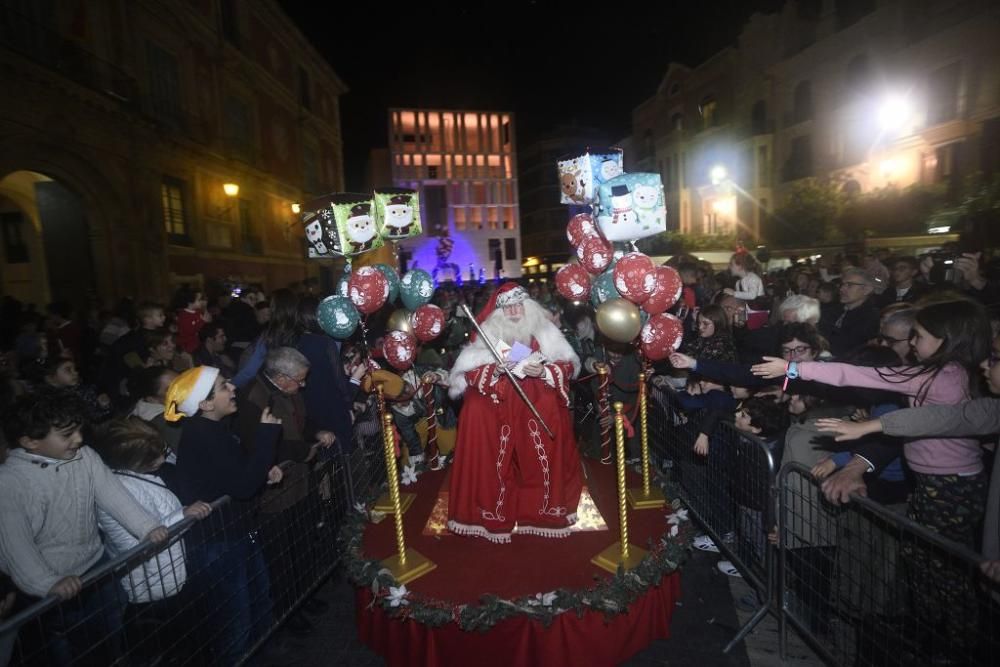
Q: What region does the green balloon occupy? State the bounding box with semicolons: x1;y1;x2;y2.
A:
590;271;619;307
400;269;434;311
375;263;401;304
317;295;360;340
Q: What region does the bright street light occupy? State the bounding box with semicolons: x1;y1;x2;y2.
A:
222;182;240;197
709;164;727;185
877;94;913;133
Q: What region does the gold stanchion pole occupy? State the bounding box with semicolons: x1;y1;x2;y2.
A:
628;371;666;509
379;411;436;584
373;385;415;515
591;402;647;573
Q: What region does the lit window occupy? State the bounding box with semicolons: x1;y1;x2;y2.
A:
161;176;190;243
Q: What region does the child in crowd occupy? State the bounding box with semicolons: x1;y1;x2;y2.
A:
724;252;766;329
734;396;790;444
31;355;113;423
172;287;211;355
101;301;166;404
683;304;738;363
128;366;182;487
144;327;192;373
93;417;211;604
724;252;764;302
0;388;167;664
166;366;282;666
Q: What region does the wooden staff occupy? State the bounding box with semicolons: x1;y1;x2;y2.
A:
459;304;554;438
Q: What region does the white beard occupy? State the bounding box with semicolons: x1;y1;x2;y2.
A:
480;300;546;346
448;298;579;399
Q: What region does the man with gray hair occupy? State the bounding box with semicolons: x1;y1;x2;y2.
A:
235;346;334;634
819;268;881;356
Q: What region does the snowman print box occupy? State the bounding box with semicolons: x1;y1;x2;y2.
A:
330;193;385;256
374;187;422;240
302;194;343;259
595;173;667;242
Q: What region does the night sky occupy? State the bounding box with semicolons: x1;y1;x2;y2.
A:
279;0;784;189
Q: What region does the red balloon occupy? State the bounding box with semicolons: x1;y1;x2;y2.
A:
566;213;598;246
613;252;655;305
576;235;613;274
554;264;591;301
412;304;446;342
642;266;683;315
348;266;389;315
382;330;417;371
640;313;684;361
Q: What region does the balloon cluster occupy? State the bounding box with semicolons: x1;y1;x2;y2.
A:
551;147;681;355
316;262;441;371
554;212;683;354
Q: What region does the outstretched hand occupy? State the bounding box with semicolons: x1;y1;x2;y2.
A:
815;418;881;442
751;357;787;379
669;352;695;370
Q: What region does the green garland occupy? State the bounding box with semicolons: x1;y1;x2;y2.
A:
339;476;693;632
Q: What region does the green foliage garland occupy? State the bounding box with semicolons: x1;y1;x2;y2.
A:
339;479;693;632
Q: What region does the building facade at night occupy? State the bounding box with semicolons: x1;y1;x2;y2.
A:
633;0;1000;240
0;0;346;307
387;108;522;280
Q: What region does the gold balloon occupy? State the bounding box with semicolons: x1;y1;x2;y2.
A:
595;298;642;343
386;309;414;335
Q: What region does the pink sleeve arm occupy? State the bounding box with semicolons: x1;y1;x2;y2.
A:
800;362;926;395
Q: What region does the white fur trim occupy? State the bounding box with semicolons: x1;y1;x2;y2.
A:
516;526;572;539
448;302;579;399
179;367;219;417
447;519;511;544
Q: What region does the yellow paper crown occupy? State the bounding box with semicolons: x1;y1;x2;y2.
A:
164;366;220;422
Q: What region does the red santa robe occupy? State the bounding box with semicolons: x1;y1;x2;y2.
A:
447;296;583;543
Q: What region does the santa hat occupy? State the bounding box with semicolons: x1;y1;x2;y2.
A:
349;202;371;217
164;366;220;422
388;194;411;206
476;282;528;326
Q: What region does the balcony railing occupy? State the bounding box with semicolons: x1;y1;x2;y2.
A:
0;4;138;106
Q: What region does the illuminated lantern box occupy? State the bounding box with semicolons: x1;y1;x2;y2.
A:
595;173;667;242
556;148;623;206
302;194;343;259
330;193;385;257
374;187;422;241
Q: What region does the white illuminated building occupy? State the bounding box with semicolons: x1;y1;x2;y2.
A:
388;108;521;280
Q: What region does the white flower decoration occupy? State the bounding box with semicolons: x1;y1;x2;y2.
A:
532;591;557;607
387;585;409;607
354;502;367;514
667;508;689;526
400;463;418;486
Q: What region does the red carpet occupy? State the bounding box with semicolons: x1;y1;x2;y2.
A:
355;461;683;666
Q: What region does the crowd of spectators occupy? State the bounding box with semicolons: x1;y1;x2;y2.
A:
2;244;1000;663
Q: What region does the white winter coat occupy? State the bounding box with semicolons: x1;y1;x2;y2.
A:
97;471;187;603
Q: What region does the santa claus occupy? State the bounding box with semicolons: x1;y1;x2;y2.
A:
447;283;583;543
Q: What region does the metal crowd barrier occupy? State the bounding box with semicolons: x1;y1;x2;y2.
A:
0;454;353;666
778;462;1000;666
648;384;778;652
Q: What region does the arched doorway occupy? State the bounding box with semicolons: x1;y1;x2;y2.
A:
0;170;96;308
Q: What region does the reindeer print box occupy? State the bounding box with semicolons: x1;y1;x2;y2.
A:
595;173;666;242
556;148;623;206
